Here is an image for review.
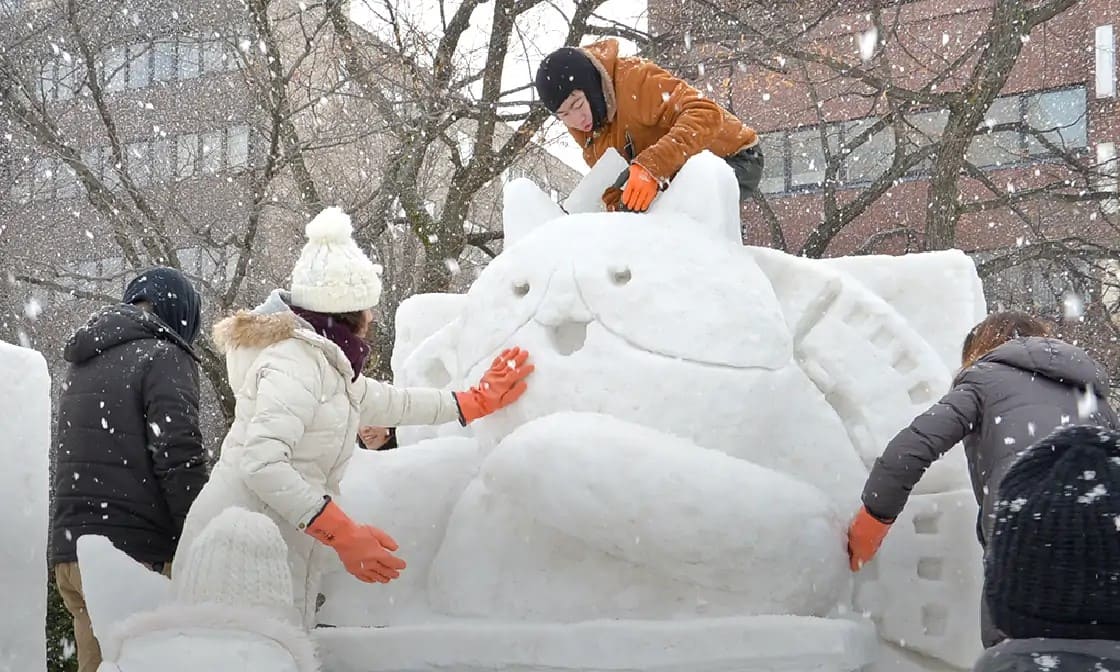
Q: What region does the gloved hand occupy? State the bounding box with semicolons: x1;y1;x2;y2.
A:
847;505;893;571
601;185;624;212
305;499;406;583
621;163;659;212
454;347;534;423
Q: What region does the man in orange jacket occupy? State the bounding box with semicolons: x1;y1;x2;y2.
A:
534;38;763;213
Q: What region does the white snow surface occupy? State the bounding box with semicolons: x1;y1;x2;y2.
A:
0;340;50;672
314;615;879;672
76;535;171;641
318;154;987;671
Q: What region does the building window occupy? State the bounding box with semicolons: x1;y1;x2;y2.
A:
127;44;150;90
202;37;226;73
759;86;1088;196
11;125;252;202
789;128;825;188
126;141;151;186
758;132;787;194
904;109;948;174
1025;88;1088;156
151;138;173;182
200;130;224;175
102;46;127;92
176;133;199;178
1097;25;1116;99
153;39;176;82
965;96;1021;168
178;39;201;80
844;118;895;184
226;126;250;170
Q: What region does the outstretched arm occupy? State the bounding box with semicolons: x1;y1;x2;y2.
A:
861;381;982;521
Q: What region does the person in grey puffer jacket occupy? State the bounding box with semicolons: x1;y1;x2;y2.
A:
972;425;1120;671
845;311;1118;648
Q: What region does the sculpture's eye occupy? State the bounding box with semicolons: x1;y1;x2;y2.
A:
512;280;530;297
609;267;632;286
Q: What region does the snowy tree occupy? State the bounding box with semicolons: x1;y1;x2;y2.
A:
644;0;1120;391
0;0;609;421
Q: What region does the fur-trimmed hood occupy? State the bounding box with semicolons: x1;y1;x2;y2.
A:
100;602;321;672
214;290;305;353
213;290;353;389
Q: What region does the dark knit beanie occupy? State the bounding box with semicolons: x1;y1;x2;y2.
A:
985;424;1120;640
534;47;608;129
122;266;202;345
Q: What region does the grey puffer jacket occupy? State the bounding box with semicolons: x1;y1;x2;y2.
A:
973;638;1120;671
862;337;1117;544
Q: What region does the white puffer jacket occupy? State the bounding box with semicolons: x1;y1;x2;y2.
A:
175;291;461;624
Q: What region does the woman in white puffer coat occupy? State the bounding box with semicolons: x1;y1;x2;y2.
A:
175;207;533;627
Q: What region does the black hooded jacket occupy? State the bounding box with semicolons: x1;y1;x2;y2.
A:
49;304;208;565
861;337;1118;545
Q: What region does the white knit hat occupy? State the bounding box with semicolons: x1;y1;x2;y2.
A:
173;507;294;614
290;207;383;313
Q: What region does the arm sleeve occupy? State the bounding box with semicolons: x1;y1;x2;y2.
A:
628;62;730;181
861;381;982;521
237;363;329;529
144;348;207;537
357;377;462;428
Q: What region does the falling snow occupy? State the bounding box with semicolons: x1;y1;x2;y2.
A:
23;299;42;320
858;26;878;62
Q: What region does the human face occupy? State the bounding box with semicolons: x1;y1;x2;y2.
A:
556;90;593;133
355;309;374;339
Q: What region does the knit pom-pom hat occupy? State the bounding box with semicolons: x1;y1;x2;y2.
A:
986;424;1120;640
290;207;383;313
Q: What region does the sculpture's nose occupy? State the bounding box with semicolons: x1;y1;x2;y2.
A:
535;269;593;356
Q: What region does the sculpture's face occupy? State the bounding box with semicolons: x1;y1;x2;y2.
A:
453;214;795;444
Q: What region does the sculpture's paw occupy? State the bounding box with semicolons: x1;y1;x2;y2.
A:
460;412;850;616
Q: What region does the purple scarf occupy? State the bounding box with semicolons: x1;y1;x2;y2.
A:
291;306;371;381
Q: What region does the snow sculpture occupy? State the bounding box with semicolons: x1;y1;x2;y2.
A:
317;149;987;672
0;340;50;672
79;508;320;672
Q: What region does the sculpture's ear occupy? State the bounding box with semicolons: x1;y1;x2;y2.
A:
563;147;628;214
647;150;743;246
502;178;566;247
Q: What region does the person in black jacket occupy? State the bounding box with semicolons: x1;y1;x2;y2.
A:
846;310;1118;649
50;267;208;672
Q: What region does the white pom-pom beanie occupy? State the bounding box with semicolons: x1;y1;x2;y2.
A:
290;207;383;313
173;507;294;615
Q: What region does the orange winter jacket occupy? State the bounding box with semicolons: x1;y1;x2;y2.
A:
569;39;759;182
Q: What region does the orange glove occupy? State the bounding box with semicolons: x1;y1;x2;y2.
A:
847;506;893;571
601;186;624;212
305;499;406;583
621;163;660;212
454;347;534;423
